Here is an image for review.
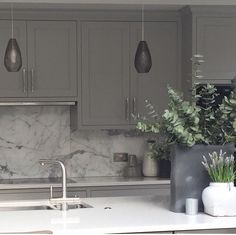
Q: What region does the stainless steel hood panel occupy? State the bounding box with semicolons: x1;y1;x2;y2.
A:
0;101;76;106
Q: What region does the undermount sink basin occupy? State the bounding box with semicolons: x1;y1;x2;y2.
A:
49;202;93;210
0;202;93;211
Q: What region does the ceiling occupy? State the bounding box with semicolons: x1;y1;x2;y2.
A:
0;3;183;11
3;0;236;4
0;0;235;11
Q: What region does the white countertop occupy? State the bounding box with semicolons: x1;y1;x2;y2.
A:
0;195;236;234
0;177;170;189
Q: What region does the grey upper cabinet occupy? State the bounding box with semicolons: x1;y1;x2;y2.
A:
0;21;27;98
197;17;236;83
0;20;77;100
130;22;180;119
181;7;236;89
27;21;77;97
78;20;180;128
81;22;130;126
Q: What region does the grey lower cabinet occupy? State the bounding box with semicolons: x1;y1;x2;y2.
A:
0;20;77;99
75;19;180;129
0;184;169;200
90;184;170;197
0;188;87;201
135;230;236;234
175;229;236;234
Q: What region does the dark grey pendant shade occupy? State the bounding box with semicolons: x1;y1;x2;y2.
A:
134;40;152;73
4;38;22;72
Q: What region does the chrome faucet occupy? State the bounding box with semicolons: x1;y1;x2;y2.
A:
39;159;68;210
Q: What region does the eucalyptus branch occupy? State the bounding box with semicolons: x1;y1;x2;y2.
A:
134;54;235;148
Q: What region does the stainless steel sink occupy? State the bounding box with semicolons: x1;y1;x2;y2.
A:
50;202;93;210
0;202;93;211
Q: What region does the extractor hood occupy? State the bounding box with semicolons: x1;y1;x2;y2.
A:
0;101;76;106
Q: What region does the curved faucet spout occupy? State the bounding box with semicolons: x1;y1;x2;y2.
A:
39;159;67;199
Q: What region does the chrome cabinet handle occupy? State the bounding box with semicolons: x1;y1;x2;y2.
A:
50;185;53;199
22;68;26;93
125;97;129;121
132;97;136;115
31;68;35;93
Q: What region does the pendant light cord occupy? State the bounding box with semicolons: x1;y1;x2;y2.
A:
11;3;13;39
142;5;144;41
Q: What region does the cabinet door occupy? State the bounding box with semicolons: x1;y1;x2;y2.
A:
0;188;53;200
130;22;179;120
197;17;236;83
67;188;87;198
0;21;27;97
0;188;87;200
27;21;77;97
81;22;130;126
90;185;170;197
175;229;236;234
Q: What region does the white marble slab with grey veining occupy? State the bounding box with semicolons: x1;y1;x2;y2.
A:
0;106;147;179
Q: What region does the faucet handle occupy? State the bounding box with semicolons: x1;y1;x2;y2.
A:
50;185;53;199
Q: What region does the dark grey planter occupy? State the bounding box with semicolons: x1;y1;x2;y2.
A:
159;159;171;178
170;143;235;213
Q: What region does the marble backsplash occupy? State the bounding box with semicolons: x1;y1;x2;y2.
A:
0;106;146;179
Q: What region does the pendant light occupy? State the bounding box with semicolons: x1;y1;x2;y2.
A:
4;3;22;72
134;5;152;73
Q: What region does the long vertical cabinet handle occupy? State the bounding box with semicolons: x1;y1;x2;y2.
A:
132;97;136;116
22;68;27;93
50;185;53;199
125;98;129;121
31;68;35;93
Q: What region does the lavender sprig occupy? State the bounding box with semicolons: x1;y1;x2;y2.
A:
202;150;235;182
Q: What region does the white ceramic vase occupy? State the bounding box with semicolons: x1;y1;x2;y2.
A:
142;156;159;177
202;182;236;216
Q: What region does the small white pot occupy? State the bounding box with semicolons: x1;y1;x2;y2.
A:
202;182;236;216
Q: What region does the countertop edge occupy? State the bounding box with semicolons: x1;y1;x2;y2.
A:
0;177;170;190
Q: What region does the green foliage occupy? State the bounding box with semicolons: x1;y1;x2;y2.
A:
144;141;157;159
202;150;235;182
162;86;203;147
134;100;171;159
135;100;160;134
217;91;236;144
153;141;170;160
195;84;236;145
197;84;219;144
135;54;235;149
135;85;236;147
